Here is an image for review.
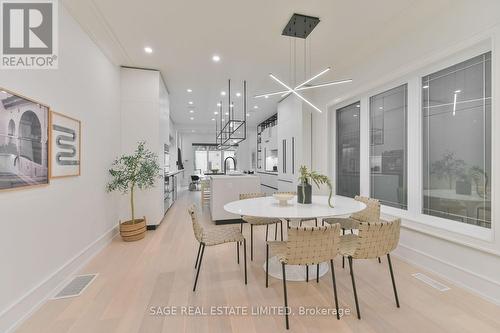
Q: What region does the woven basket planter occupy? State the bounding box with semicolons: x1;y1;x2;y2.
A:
119;217;146;242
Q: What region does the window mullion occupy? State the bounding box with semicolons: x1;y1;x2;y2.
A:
407;77;422;215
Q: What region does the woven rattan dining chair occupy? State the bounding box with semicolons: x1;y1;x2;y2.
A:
339;218;401;319
267;224;342;329
239;193;283;261
324;196;382;267
187;204;247;291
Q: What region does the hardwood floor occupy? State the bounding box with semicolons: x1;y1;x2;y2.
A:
17;189;500;333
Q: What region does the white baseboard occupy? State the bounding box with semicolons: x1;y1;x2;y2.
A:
393;243;500;306
0;225;119;333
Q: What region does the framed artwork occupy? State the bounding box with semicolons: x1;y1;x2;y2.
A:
0;88;50;191
50;111;81;178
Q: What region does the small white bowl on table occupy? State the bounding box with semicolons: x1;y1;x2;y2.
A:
272;193;295;206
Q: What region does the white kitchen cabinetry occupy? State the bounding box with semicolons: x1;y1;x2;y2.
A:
277;95;312;192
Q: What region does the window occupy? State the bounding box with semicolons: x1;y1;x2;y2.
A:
422;52;491;228
193;144;236;173
194;149;207;173
208;150;221;171
370;84;408;209
223;150;236;171
336;102;360;198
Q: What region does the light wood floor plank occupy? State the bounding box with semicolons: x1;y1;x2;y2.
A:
15;189;500;333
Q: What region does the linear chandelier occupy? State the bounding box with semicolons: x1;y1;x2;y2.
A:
216;79;247;149
253;13;352;113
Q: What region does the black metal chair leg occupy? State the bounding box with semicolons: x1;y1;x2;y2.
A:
348;256;361;319
280;221;283;241
194;243;201;269
316;264;320;283
237;242;239;264
266;224;269;241
250;224;254;261
193;244;205;292
243;238;247;285
282;263;290;330
275;223;278;240
387;253;400;308
306;265;309;282
378;257;382;264
266;243;269;288
342;229;346;269
240;221;243;233
330;260;340;320
315;218;318;227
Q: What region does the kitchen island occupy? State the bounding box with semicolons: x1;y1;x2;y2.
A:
210;174;260;224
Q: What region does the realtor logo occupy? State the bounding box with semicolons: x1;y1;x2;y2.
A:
1;0;58;69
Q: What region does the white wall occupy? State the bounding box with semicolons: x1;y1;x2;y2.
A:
119;68;167;226
310;0;500;304
0;5;121;332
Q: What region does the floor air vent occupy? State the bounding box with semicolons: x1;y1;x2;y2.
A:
412;273;450;291
53;274;97;299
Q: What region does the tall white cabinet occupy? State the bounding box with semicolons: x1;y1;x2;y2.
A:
120;67;170;228
277;95;312;192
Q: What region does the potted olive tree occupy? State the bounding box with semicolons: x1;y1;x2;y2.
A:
298;165;333;207
107;141;161;241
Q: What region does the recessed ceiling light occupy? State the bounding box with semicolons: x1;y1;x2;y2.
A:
212;54;221;62
236;92;241;97
211;118;215;121
144;46;153;54
187;89;192;93
222;118;225;122
221;91;226;96
188;101;193;105
379;106;383;110
356;105;360;108
190;117;194;120
253;106;258;109
225;112;229;115
189;110;194;113
423;85;429;89
247;113;250;116
264;95;269;99
217;102;221;107
230;103;234;108
455;89;461;93
214;111;219;115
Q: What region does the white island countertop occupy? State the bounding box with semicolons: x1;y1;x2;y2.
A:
209;174;261;224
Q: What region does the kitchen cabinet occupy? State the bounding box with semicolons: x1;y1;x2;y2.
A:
257;171;278;194
277;95;312;192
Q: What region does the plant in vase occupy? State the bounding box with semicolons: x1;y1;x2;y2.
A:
107;141;161;241
297;165;333;207
431;151;466;190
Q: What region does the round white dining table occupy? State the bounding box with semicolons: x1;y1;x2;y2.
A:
224;195;366;281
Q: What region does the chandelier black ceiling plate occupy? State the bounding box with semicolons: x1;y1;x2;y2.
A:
282;13;320;39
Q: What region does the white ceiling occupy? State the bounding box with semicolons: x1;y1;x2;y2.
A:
64;0;431;130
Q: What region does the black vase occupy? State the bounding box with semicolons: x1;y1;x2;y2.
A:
297;183;312;204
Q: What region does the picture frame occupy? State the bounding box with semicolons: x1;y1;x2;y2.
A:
0;88;50;191
49;111;81;178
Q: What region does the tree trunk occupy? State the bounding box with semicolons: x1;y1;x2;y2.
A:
130;185;135;224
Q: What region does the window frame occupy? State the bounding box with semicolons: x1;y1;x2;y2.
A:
193;144;237;173
327;39;494;243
